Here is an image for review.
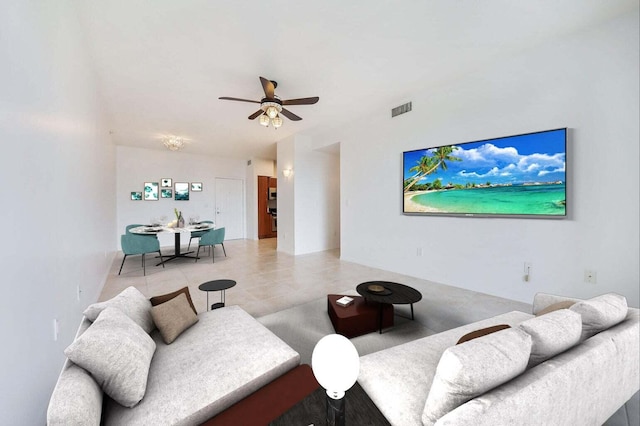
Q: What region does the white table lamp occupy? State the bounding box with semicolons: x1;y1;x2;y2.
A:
311;334;360;426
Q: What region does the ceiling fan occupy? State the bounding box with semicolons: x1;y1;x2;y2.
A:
219;77;319;128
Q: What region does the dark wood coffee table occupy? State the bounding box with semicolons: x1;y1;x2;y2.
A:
327;295;394;338
356;281;422;333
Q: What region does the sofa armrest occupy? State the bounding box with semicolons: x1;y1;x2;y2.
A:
47;361;103;426
532;293;582;315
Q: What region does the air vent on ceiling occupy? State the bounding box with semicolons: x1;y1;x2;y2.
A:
391;102;412;118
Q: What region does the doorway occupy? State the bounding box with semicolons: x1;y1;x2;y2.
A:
215;178;244;240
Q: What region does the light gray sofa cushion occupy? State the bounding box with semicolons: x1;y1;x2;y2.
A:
64;307;156;407
532;292;581;315
535;300;575;316
422;327;532;426
103;305;300;426
358;310;533;426
83;286;154;333
518;309;582;367
570;293;628;340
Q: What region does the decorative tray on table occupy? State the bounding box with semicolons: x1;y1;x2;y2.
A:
367;284;392;295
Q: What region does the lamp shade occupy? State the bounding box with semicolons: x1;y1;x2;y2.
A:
266;105;279;119
311;334;360;399
259;114;270;127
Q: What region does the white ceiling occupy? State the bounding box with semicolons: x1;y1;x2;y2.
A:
74;0;637;160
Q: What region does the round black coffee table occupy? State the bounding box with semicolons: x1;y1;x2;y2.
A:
198;279;236;311
356;281;422;333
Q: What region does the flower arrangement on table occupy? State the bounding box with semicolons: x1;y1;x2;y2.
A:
167;208;184;228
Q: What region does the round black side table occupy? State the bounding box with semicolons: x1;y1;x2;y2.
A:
198;279;236;311
356;281;422;333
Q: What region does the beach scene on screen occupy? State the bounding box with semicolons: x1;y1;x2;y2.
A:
403;129;566;216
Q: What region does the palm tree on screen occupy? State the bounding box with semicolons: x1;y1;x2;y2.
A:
404;154;435;191
404;145;462;192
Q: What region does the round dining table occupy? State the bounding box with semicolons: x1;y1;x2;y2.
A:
129;223;215;264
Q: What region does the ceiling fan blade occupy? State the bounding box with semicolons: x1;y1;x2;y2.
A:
280;108;303;121
248;110;264;120
260;77;275;99
282;97;319;106
219;96;261;104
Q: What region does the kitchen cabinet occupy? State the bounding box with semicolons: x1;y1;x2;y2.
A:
258;176;277;239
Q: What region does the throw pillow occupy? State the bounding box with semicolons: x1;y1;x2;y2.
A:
535;300;575;316
570;293;628;340
64;307;156;407
456;324;510;344
422;327;532;426
518;309;582;367
151;292;199;344
83;286;154;333
150;286;197;316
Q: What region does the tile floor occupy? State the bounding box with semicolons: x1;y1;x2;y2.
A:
103;238;375;317
102;237;531;329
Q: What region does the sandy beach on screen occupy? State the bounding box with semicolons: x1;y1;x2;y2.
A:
403;190;443;213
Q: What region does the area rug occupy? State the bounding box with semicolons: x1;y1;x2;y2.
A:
258;295;435;364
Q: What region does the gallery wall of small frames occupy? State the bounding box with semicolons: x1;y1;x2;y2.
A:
131;178;203;201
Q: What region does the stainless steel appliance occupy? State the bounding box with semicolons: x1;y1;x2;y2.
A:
269;208;277;232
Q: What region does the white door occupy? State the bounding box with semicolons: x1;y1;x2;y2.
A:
215;178;244;240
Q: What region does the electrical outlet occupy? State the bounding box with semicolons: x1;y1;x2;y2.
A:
77;285;82;301
53;319;60;341
523;262;532;282
417;247;423;257
584;270;597;284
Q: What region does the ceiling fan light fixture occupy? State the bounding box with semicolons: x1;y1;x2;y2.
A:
266;105;279;119
219;77;319;129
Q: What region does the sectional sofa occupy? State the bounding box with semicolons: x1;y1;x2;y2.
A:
358;292;640;426
47;287;300;425
48;287;639;426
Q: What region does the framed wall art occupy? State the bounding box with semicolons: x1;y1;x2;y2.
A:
191;182;202;191
175;182;189;201
144;182;159;201
161;189;172;199
131;191;142;201
161;178;172;188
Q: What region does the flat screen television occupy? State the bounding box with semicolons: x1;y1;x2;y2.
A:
403;128;567;218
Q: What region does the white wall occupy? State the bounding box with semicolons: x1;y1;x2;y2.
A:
277;135;341;255
246;158;275;240
0;1;116;423
293;139;341;255
116;146;247;247
325;13;640;306
277;136;296;254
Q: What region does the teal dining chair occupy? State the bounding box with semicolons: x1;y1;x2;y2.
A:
187;220;214;251
119;233;165;276
195;227;226;263
126;224;145;234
